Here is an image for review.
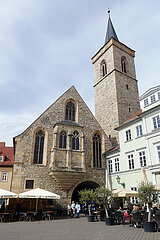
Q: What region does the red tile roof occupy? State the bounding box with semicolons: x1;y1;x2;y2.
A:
110;144;120;152
123;109;142;124
0;142;14;166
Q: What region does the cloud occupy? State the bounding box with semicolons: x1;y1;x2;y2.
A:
0;0;160;145
0;112;36;146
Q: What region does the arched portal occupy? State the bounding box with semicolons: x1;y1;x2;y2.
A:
71;181;100;203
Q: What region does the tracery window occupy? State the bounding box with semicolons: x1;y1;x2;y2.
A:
93;133;102;168
33;130;45;164
101;60;107;77
121;57;126;73
65;101;75;121
72;131;79;150
59;131;67;149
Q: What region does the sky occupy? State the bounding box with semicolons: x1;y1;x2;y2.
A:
0;0;160;146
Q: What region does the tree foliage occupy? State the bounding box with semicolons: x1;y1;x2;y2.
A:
95;187;112;218
138;182;157;207
138;182;157;222
79;189;96;205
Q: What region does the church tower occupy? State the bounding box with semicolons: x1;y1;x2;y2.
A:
91;11;140;145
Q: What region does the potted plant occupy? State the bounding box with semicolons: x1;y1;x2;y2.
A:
95;187;113;225
79;189;96;222
138;182;157;232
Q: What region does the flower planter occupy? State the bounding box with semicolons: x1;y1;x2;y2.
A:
105;217;114;226
87;215;95;222
143;221;156;232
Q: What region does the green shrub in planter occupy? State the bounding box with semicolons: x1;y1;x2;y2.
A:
138;182;157;232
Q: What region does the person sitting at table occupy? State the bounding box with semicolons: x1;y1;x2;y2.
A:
117;206;123;212
0;202;5;212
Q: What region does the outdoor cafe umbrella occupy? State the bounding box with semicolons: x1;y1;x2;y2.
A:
112;188;138;198
18;188;60;211
154;184;160;191
0;188;17;198
141;167;148;185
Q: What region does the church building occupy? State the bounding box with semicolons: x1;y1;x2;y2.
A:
11;13;140;206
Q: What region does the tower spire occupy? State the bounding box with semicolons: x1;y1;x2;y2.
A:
105;10;119;44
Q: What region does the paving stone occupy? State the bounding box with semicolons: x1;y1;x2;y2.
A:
0;218;160;240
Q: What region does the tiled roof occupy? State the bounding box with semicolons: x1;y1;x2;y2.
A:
0;143;14;166
103;144;120;157
115;109;142;130
123;109;142;124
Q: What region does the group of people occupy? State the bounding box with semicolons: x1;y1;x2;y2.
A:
67;201;81;218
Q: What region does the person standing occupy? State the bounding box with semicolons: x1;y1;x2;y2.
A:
75;202;81;218
71;201;75;217
67;203;71;218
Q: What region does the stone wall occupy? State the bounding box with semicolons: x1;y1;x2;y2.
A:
11;86;111;207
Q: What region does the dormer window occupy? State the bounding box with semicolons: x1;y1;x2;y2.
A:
144;99;148;107
65;101;75;121
158;92;160;100
121;57;126;73
150;95;155;103
101;60;107;77
0;156;3;162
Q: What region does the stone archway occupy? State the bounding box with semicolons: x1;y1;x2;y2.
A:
71;181;100;203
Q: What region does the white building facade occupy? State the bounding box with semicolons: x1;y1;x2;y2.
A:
104;86;160;199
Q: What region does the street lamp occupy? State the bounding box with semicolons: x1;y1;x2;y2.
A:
116;175;125;188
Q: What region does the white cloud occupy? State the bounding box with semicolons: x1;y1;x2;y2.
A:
0;112;36;146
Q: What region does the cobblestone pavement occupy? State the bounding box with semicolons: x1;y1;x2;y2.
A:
0;218;160;240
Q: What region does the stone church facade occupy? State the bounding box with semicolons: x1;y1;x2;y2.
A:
11;86;111;206
11;13;140;206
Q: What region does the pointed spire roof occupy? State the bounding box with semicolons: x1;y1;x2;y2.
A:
105;10;119;44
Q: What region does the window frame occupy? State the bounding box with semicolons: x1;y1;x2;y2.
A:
92;133;102;168
144;99;149;107
1;172;8;182
121;57;126;73
72;131;79;150
125;129;132;141
136;125;143;137
101;60;107;77
108;160;113;174
25;179;34;189
33;130;45;165
138;150;147;167
128;154;134;170
150;95;156;104
153;115;160;130
115;158;120;172
0;156;3;162
65;101;76;121
59;131;67;149
157;145;160;163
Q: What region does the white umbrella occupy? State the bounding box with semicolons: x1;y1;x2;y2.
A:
154;184;160;191
18;188;60;211
0;188;17;198
18;188;60;199
141;167;148;185
112;188;138;198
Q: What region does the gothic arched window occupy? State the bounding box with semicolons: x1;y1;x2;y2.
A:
93;133;102;168
65;101;75;121
121;57;126;73
33;130;45;164
59;131;67;149
72;131;79;150
101;60;107;77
